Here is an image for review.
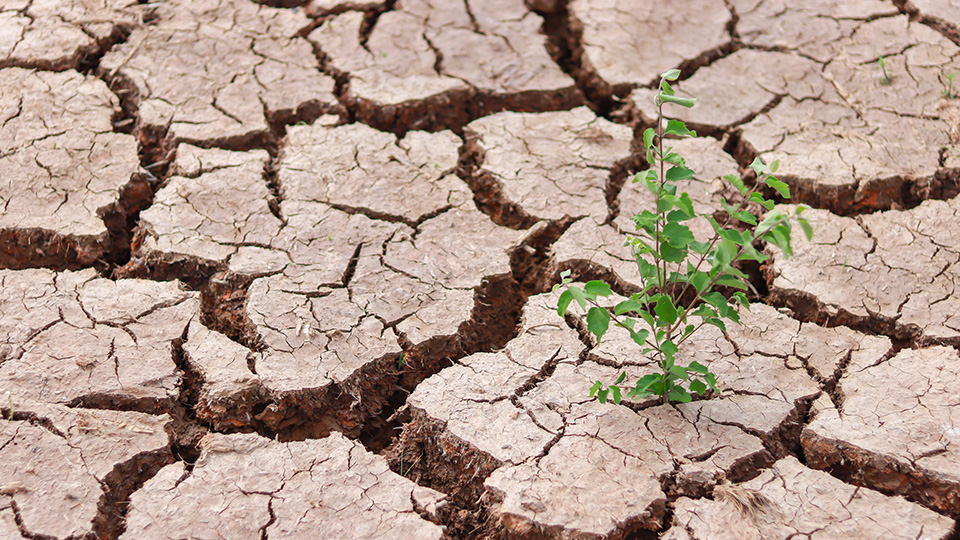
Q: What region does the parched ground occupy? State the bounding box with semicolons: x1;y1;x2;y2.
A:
2;0;960;538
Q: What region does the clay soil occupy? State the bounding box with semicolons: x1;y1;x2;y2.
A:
3;0;960;538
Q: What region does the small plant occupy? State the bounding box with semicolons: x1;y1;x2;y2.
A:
877;56;893;85
943;71;957;99
397;352;405;370
553;69;811;405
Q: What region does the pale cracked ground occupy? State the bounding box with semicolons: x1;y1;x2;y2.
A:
3;0;960;539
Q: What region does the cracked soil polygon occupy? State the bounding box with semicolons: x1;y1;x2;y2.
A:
309;0;578;130
99;0;336;147
464;107;634;224
731;0;896;63
569;0;730;88
121;431;444;540
0;68;141;268
0;400;170;539
803;345;960;516
136;144;279;267
0;268;197;407
738;16;959;212
662;456;953;540
0;0;142;70
218;121;527;435
768;202;960;342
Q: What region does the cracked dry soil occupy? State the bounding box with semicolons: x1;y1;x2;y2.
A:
3;0;960;538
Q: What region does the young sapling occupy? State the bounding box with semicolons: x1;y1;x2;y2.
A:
553;69;812;405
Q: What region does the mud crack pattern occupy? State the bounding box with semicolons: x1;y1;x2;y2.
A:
2;0;960;538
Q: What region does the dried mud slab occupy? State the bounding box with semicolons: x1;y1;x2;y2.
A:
551;136;736;288
279;122;469;223
0;68;142;268
121;431;445;539
0;399;170;539
100;0;336;147
630;49;824;131
737;16;959;212
569;0;731;89
309;0;579;130
0;268;197;407
464;107;634;224
135;144;280;268
0;0;142;70
731;0;896;63
768;202;960;342
217;122;528;436
662;456;954;540
803;346;960;516
401;289;889;537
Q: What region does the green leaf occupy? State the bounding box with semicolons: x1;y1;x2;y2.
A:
765;177;791;198
597;388;609;403
687;361;709;374
703;317;727;332
666;209;691;223
568;286;587;309
636;258;658;280
639;309;656;329
614;299;645;315
610;385;622;404
662;68;682;81
659;242;686;263
587;307;611;342
769;160;780;173
714;275;749;290
666;165;695;182
655;297;678;325
689;379;707;395
705;372;717;390
661;339;679;358
668;365;689;381
643;128;656;151
702;291;728;312
668;385;692;403
733;210;758;226
557;290;573;315
689;241;711;255
662;151;685;166
660;79;675;95
585;280;613;297
798;217;814;241
664;119;696;138
676;192;696;219
660;94;696;108
749;157;767;175
663;222;695;248
732;292;750;307
723;174;747;196
615;371;626;384
750;192;775;210
630;329;650;347
589;380;602;397
690;271;710;293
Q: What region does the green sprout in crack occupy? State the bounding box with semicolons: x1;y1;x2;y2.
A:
877;55;893;85
943;71;957;99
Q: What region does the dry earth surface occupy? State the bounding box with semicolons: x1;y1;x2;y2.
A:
2;0;960;538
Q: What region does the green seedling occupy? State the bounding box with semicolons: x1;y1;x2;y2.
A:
554;69;811;405
944;71;957;99
397;352;405;369
877;56;893;85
